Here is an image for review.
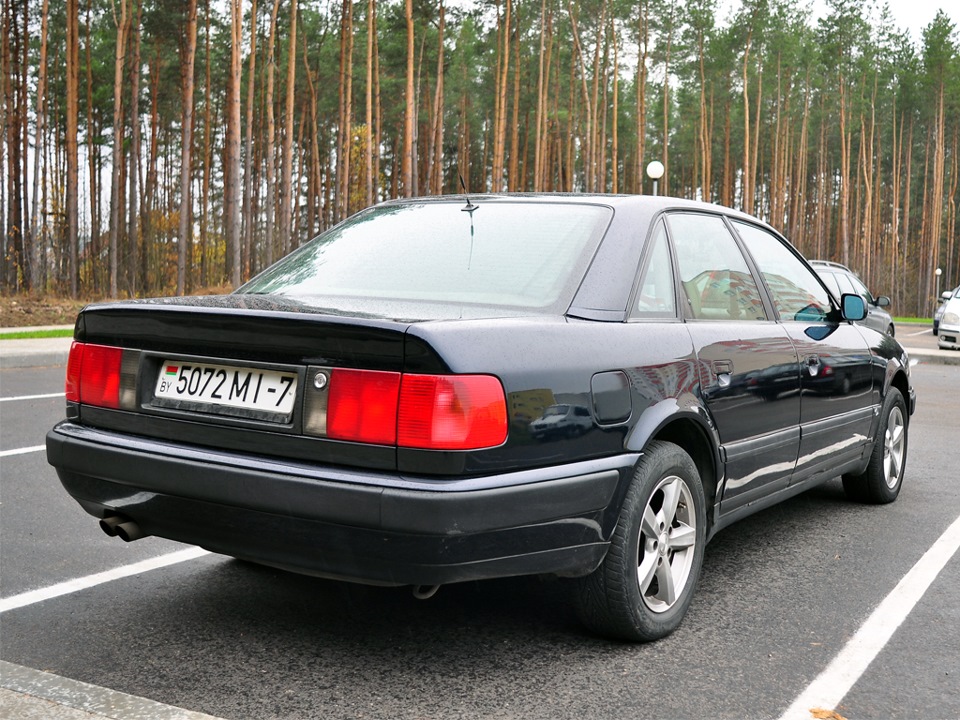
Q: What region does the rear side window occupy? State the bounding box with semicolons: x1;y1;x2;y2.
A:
668;213;766;321
733;222;833;322
240;201;611;312
633;219;677;318
847;274;874;303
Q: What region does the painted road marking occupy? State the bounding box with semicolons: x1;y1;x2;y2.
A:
0;392;64;402
778;512;960;719
0;547;211;614
0;445;45;458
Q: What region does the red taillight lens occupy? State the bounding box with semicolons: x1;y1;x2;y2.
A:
398;374;507;450
326;368;401;445
65;342;123;409
65;341;84;402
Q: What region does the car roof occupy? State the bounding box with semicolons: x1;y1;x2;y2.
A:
362;194;796;321
809;260;854;273
376;192;762;218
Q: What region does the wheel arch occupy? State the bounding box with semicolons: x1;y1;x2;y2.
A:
888;368;911;421
650;419;719;527
625;402;720;532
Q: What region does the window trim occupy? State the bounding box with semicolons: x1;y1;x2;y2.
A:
626;215;682;323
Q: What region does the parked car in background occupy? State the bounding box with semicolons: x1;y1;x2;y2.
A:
934;285;959;335
47;195;915;643
810;260;895;336
937;286;960;350
529;404;593;440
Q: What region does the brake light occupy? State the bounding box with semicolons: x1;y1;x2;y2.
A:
398;374;507;450
306;369;507;450
65;342;124;409
326;369;401;445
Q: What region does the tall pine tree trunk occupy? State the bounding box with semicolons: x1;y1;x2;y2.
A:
108;0;129;296
264;0;280;266
66;0;79;297
242;0;258;278
29;0;50;290
225;0;242;285
127;0;142;296
365;0;376;206
176;0;197;294
403;0;415;196
279;0;297;253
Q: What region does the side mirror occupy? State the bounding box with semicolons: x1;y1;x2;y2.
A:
876;295;891;308
841;293;867;321
942;291;952;302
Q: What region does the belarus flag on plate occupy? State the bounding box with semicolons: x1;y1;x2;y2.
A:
165;365;179;376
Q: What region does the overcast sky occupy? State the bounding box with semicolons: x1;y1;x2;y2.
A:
818;0;958;43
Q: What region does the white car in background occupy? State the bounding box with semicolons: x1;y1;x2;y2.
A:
938;288;960;350
934;285;959;336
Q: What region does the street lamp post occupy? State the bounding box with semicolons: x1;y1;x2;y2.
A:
646;161;665;197
935;267;942;313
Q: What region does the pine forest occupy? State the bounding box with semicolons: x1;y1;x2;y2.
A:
1;0;959;317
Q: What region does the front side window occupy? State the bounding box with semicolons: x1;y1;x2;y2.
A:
668;213;766;321
833;272;856;296
848;275;874;304
733;221;833;322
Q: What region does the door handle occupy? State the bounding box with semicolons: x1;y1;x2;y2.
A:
805;355;821;377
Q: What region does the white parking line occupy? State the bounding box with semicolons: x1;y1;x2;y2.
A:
904;328;932;337
0;392;64;402
0;445;45;458
0;547;211;614
778;513;960;719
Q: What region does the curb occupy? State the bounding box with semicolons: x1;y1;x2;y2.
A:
0;661;225;720
0;336;73;369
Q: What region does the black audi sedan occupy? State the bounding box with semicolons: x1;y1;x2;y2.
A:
46;195;915;642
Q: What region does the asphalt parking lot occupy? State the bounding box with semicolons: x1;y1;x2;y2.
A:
2;324;958;720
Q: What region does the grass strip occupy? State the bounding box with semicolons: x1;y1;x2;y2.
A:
0;328;74;340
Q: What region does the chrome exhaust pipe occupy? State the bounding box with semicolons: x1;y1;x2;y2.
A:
116;521;145;542
99;515;147;542
99;515;124;537
412;584;440;600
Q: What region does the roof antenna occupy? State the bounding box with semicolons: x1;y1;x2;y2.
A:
458;172;477;270
459;173;477;215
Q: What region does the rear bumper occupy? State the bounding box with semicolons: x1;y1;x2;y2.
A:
47;422;635;586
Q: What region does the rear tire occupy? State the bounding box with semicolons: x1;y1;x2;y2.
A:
842;388;907;503
573;441;706;642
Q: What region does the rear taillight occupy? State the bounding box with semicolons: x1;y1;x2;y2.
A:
398;374;508;450
65;341;84;403
65;342;137;410
305;369;508;450
326;369;401;445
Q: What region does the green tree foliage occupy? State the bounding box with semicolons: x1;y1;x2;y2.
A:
3;0;959;316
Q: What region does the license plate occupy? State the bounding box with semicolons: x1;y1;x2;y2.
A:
154;360;298;420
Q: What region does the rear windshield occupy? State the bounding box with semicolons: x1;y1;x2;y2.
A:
239;201;611;316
